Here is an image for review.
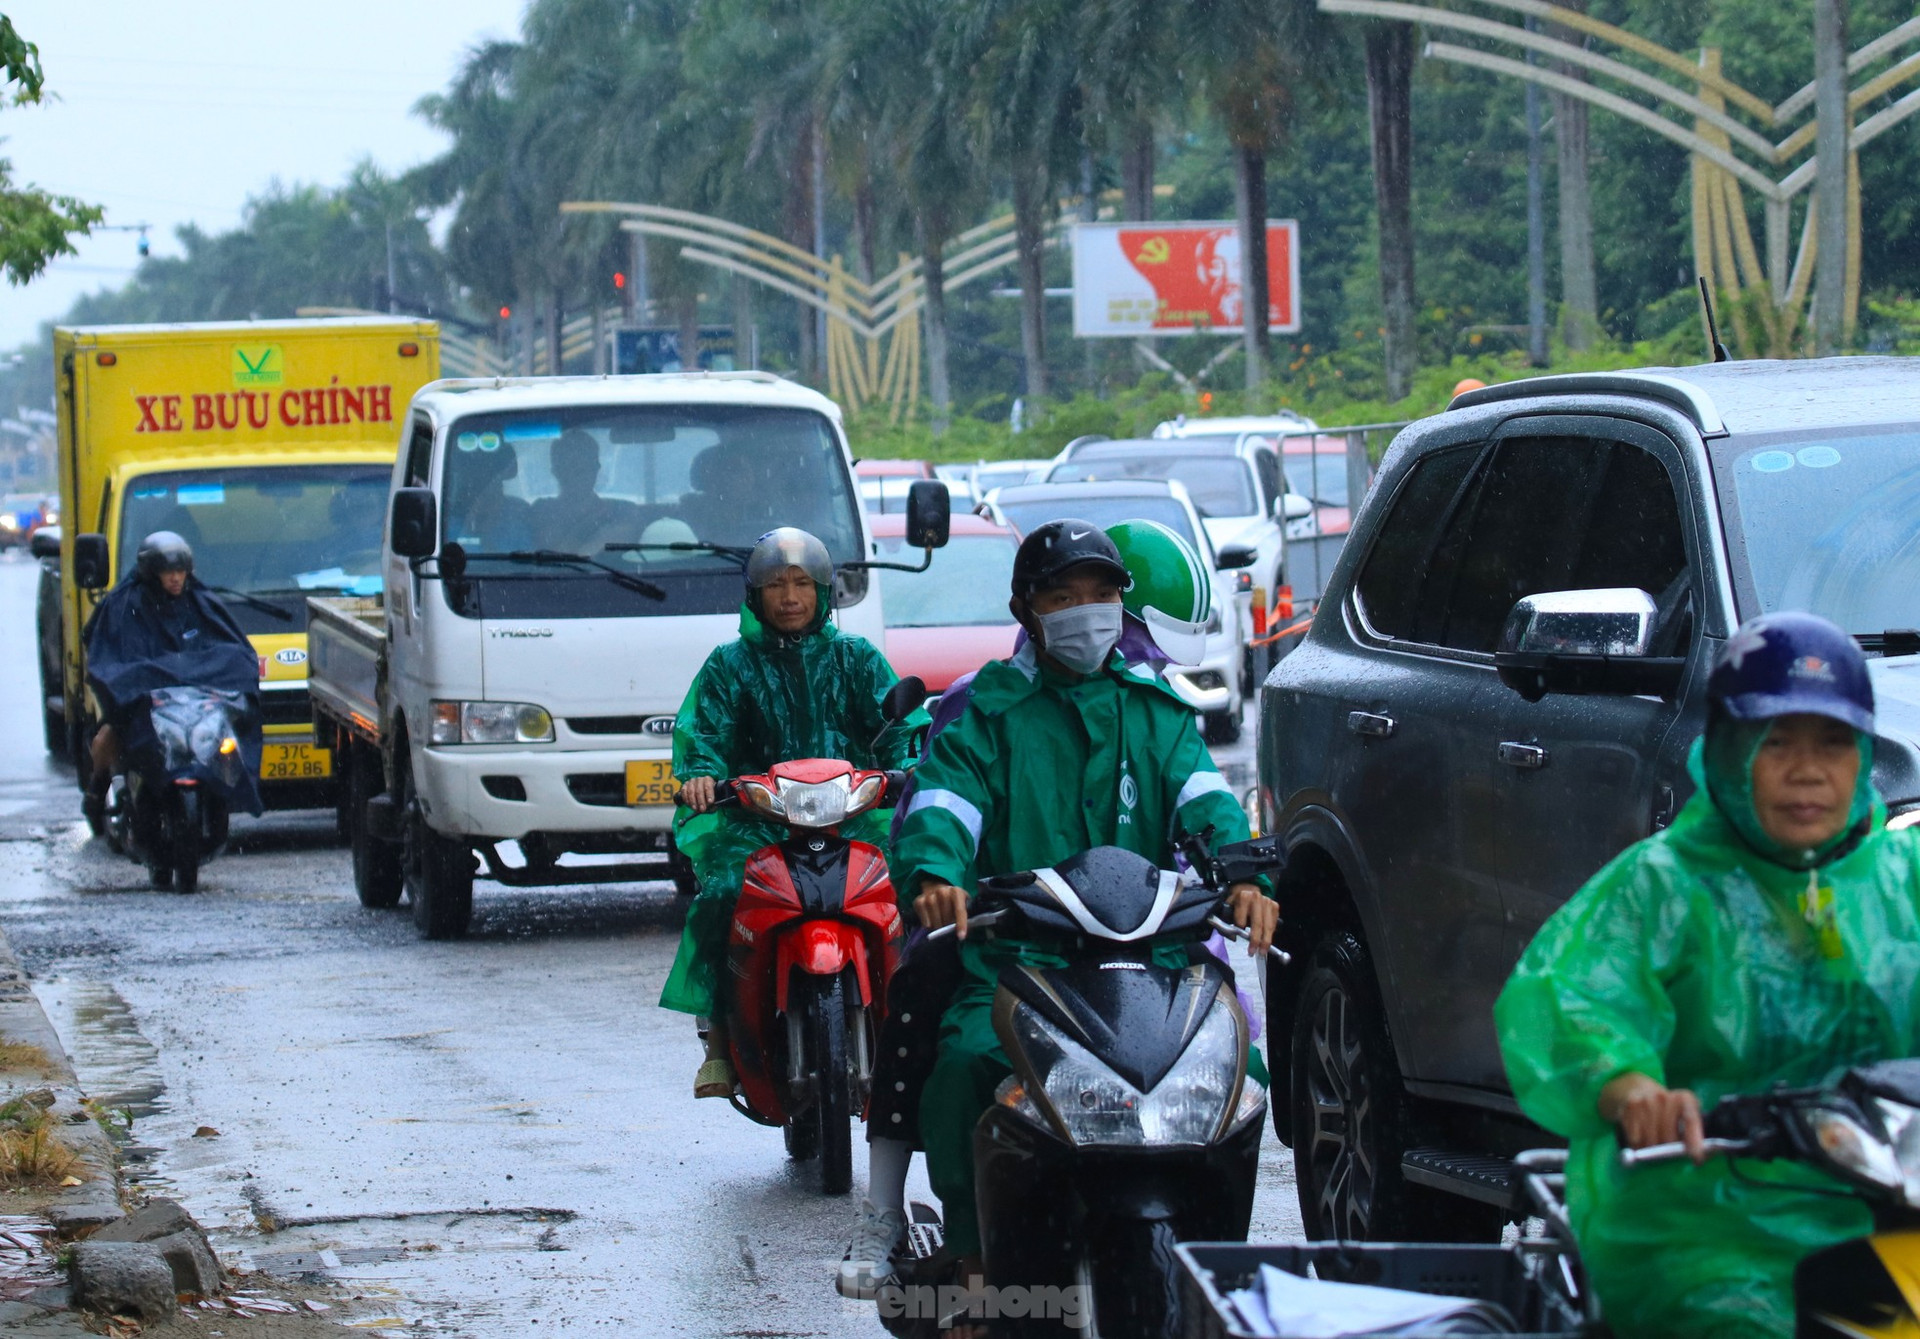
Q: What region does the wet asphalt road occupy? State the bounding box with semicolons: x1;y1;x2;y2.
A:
0;556;1302;1335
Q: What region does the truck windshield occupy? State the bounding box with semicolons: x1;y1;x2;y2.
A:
437;403;861;620
1714;427;1920;635
118;464;391;634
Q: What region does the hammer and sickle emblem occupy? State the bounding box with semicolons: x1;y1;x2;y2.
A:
1133;236;1170;265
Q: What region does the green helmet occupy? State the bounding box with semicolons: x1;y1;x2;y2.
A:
1106;518;1211;666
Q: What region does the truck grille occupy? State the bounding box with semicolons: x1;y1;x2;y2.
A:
567;716;648;735
565;773;626;807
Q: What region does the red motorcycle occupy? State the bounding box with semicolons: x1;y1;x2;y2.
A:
716;756;909;1194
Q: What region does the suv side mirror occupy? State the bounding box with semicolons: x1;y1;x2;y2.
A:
72;533;110;590
390;487;438;559
1277;492;1313;521
905;481;951;550
29;526;60;561
1494;588;1685;701
1216;542;1257;571
881;674;929;724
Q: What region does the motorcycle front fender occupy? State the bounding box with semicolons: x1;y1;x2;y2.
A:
775;919;869;1014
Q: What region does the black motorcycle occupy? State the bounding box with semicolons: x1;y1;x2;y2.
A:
884;834;1284;1339
105;686;258;893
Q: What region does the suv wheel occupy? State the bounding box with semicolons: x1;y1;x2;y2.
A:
1291;931;1501;1243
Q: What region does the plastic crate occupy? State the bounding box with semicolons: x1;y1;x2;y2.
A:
1176;1241;1589;1339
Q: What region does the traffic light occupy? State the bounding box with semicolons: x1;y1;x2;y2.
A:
613;271;626;290
499;305;512;320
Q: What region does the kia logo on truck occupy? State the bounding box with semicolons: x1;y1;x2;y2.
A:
642;716;675;736
488;627;553;639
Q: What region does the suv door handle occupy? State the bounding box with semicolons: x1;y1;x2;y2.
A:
1498;742;1548;769
1347;711;1396;738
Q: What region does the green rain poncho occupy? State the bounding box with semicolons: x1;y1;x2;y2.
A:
1496;724;1920;1339
658;603;919;1017
889;642;1263;1256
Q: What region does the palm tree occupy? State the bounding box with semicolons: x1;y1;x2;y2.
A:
1191;0;1334;389
942;0;1086;409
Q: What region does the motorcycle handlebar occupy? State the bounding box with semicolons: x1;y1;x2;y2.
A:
1618;1136;1753;1167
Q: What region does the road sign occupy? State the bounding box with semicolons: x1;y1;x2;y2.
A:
1071;221;1300;338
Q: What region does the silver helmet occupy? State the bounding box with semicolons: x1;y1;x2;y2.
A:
745;527;832;589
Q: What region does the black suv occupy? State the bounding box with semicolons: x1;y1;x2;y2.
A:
1259;357;1920;1241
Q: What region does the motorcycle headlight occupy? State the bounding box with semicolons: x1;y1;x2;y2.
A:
1007;994;1243;1147
429;700;555;744
778;776;850;828
1805;1105;1905;1193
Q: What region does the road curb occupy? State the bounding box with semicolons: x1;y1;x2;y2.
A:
0;922;123;1234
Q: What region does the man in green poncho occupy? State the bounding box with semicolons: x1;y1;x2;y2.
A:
889;519;1277;1296
1497;611;1920;1339
660;527;919;1097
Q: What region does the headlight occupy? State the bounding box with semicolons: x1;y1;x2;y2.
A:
1805;1105;1904;1192
1007;994;1243;1146
429;700;555;744
779;775;850;827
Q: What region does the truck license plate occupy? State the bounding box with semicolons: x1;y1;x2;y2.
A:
261;743;332;781
625;759;677;807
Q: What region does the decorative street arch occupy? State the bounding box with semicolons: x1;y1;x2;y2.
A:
1321;0;1920;351
560;202;1064;419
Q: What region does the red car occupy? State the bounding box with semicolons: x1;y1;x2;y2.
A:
870;512;1020;693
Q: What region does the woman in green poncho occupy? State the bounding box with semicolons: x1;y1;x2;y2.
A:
661;527;918;1097
1496;611;1920;1338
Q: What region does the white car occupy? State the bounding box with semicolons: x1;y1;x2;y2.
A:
1041;437;1309;647
978;477;1251;743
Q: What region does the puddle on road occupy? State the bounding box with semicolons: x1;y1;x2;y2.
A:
31;977;175;1193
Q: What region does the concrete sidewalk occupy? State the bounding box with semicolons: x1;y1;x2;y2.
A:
0;920;121;1334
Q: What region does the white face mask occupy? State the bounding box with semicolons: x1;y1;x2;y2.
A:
1036;601;1124;675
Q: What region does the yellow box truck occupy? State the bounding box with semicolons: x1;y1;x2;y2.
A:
43;317;440;822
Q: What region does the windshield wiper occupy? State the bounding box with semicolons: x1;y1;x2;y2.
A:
603;540;753;565
1856;629;1920;656
207;585;294;622
460;549;666;601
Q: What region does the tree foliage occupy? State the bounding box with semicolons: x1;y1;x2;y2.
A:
0;15;103;285
26;0;1920;414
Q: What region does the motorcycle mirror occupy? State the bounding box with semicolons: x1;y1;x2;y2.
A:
72;533;111;590
881;675;929;724
29;526;60;561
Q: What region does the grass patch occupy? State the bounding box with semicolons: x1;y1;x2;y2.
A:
0;1093;81;1187
0;1040;56;1074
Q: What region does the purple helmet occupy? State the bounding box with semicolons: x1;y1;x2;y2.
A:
1708;611;1873;734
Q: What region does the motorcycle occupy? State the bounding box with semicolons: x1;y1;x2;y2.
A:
709;677;928;1194
882;832;1286;1339
1614;1057;1920;1338
105;685;257;894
